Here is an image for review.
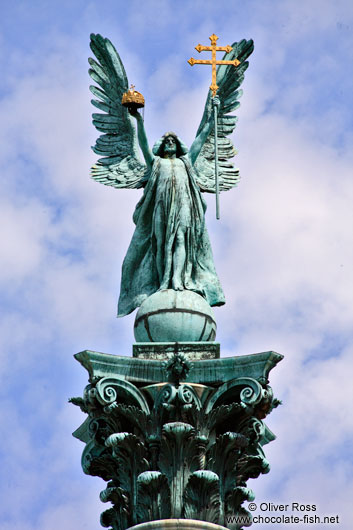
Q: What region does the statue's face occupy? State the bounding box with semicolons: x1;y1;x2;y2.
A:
163;136;177;157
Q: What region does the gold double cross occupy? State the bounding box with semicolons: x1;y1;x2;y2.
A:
188;34;240;96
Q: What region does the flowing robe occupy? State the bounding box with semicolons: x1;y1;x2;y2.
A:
117;154;225;316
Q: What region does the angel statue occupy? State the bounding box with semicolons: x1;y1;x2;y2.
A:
89;34;253;318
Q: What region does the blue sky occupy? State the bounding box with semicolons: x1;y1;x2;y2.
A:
1;1;353;529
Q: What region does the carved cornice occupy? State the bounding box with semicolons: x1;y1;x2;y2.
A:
75;349;283;385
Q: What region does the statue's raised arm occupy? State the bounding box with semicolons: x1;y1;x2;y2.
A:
89;34;149;189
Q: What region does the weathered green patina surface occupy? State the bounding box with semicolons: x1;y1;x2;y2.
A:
134;290;217;343
71;347;282;530
88;34;254;317
75;348;282;385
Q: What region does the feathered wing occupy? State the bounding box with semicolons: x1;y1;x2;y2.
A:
192;39;254;193
89;33;148;189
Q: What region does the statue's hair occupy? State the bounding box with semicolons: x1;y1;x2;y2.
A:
152;132;188;157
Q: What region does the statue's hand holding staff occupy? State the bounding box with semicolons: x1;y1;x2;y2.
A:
212;95;220;108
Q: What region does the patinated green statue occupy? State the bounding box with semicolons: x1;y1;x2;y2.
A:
89;34;254;317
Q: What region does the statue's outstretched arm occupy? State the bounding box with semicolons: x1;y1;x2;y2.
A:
130;110;154;169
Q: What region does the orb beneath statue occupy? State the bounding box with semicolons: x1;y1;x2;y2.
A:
134;290;217;343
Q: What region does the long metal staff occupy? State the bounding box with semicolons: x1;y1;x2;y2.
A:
188;34;240;220
213;96;220;220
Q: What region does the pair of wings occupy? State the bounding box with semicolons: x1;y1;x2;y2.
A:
89;33;254;192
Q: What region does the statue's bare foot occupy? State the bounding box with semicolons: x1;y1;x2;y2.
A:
172;277;184;291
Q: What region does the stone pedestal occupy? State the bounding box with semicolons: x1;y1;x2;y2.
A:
71;344;282;530
133;342;220;360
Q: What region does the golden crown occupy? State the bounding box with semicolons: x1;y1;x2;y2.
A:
121;84;145;109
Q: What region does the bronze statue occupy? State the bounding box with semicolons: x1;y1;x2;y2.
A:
88;34;253;316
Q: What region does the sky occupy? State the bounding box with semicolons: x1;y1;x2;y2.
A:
0;0;353;529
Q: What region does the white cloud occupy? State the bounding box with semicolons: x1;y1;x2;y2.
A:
0;200;50;285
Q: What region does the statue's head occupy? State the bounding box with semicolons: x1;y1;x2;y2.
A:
152;132;188;158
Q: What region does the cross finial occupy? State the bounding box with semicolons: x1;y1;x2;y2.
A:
188;33;240;96
209;33;218;46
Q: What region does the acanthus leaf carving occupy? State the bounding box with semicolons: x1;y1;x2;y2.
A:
100;506;128;530
100;484;130;530
81;439;116;481
105;432;149;525
182;470;221;523
73;359;281;529
206;431;249;522
159;422;199;517
225;485;255;525
136;471;171;522
236;453;270;484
